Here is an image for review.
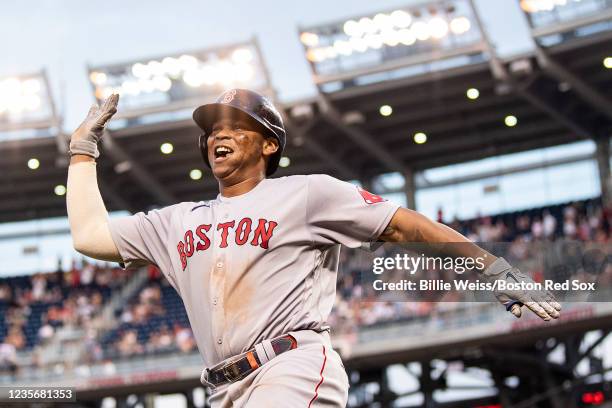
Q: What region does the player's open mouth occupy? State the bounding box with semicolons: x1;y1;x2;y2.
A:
213;145;234;162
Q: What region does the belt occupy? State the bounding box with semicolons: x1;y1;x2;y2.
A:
202;334;297;388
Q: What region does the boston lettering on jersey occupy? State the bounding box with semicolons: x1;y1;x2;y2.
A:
176;217;278;270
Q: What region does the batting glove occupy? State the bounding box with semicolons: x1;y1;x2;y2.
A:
482;257;561;321
69;94;119;159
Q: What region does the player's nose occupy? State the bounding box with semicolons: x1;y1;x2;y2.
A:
208;132;231;147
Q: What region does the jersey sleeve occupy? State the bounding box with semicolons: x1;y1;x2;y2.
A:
108;204;180;291
306;174;401;248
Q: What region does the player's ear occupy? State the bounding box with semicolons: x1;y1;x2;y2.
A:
262;137;279;157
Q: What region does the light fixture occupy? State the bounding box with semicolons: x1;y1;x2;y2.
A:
466;88;480;100
505;115;518;127
343;20;361;37
89;72;107;86
160;142;174;154
359;17;377;35
414;132;427;144
27;158;40;170
398;28;416;45
450;17;471;34
300;32;319;47
189;169;203;180
412;22;431;41
379;105;393;116
390;10;412;28
231;48;254;64
0;76;46;115
428;17;449;39
54;185;67;196
279;157;291;168
604;57;612;69
520;0;569;13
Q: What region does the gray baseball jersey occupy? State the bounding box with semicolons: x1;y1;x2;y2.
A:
109;174;399;369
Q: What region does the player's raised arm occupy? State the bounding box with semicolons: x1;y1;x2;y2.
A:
379;207;562;321
66;94;122;262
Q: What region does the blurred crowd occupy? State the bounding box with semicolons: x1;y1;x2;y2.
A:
103;265;196;360
446;198;610;243
0;262;130;376
0;198;609;377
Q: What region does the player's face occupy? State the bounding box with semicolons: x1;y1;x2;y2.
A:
207;117;278;180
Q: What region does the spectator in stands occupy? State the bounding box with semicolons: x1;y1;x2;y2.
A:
156;325;174;352
116;330;143;357
564;204;578;238
38;320;54;344
6;306;28;329
0;339;18;378
174;324;196;353
531;216;543;240
543;210;557;239
515;214;531;239
4;326;25;351
82;329;103;364
31;274;47;301
80;260;95;286
0;284;12;302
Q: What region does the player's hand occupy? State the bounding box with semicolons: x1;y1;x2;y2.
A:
482;257;561;321
69;94;119;158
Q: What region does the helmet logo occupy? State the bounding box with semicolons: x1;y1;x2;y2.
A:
221;89;237;104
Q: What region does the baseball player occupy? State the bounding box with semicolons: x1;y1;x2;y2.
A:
66;89;561;407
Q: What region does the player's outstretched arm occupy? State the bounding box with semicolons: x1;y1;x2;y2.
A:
66;95;122;262
379;208;561;321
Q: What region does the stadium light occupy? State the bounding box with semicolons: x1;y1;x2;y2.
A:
279;156;291;168
87;40;271;123
505;115;518;127
189;169;203;180
160;142;174;154
299;0;480;76
604;57;612;69
27;158;40;170
379;105;393;116
300;32;320;47
0;71;56;132
449;16;472;34
520;0;570;13
54;185;66;196
414;132;427;144
466;88;480;100
520;0;611;38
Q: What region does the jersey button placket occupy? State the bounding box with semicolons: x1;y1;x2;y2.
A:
217;205;231;356
210;204;227;359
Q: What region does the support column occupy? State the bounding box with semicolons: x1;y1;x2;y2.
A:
595;136;611;207
420;361;436;408
403;168;416;210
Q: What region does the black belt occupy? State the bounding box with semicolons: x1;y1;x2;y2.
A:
203;335;297;387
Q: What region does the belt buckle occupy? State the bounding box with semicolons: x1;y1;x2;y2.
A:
222;361;243;383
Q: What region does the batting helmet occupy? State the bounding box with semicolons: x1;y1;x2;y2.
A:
193;89;286;176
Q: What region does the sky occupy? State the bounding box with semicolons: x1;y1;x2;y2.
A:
0;0;535;130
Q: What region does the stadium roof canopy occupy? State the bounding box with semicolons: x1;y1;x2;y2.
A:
0;7;610;223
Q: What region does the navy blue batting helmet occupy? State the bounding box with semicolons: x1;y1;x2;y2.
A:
193;89;286;176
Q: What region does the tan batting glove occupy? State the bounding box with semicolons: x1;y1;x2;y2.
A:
482;257;562;321
69;94;120;159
